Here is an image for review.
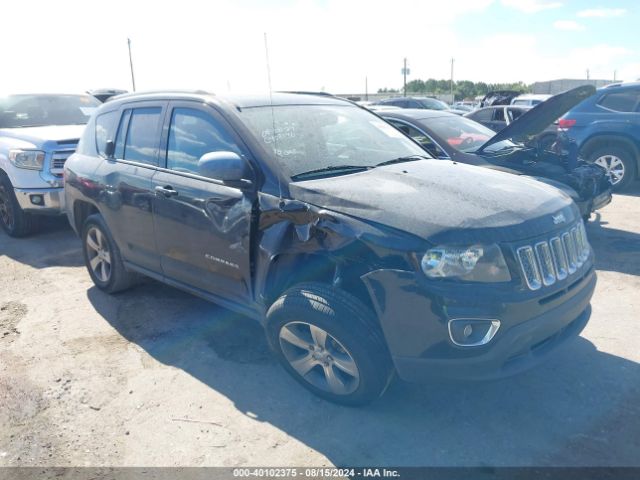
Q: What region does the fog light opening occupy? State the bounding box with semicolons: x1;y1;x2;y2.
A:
30;194;44;206
448;318;501;347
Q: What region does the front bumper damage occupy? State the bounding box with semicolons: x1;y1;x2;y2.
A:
361;265;595;382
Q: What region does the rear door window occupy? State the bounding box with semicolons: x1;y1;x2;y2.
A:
122;107;163;165
471;108;492;122
493;108;506;122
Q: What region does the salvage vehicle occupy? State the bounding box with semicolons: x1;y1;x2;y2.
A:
479;90;521;108
380;86;612;219
65;92;596;405
0;93;100;236
557;81;640;191
87;89;128;103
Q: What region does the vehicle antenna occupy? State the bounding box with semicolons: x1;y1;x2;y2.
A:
264;32;284;205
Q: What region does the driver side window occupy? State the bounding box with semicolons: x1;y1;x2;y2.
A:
167;108;242;175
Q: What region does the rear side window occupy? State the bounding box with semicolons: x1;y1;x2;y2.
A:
598;91;640;113
166;108;241;175
471;108;492;122
122;107;162;165
95;110;119;157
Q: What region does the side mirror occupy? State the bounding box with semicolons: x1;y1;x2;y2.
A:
104;140;115;158
198;151;252;184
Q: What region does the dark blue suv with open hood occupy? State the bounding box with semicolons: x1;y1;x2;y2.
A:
64;92;596;405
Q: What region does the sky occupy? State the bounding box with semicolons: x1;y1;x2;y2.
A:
1;0;637;95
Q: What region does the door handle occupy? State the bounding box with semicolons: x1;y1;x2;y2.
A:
155;185;178;197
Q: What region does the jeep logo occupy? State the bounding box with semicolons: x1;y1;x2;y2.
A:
552;213;566;225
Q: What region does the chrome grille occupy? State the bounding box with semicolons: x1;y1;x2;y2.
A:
517;220;590;291
51;149;75;171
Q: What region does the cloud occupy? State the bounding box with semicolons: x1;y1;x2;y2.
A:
578;8;627;18
501;0;562;13
553;20;586;31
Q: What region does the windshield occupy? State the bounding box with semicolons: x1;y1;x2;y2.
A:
239;104;429;179
0;94;100;128
425;115;518;153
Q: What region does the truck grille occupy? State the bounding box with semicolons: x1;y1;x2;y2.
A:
516;221;590;291
51;149;75;172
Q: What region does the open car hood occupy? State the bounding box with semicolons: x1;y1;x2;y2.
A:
478;85;595;152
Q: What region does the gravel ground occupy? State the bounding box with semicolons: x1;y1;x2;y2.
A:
0;185;639;467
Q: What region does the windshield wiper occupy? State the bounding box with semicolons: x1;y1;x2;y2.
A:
375;154;430;167
291;165;372;180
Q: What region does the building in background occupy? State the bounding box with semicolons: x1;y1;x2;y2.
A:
532;79;613;95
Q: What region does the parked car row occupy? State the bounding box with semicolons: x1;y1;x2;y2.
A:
379;86;612;219
0;85;628;405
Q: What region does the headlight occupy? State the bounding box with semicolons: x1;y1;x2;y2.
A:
420;244;511;282
9;149;45;170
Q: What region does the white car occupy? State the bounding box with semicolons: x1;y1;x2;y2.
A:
511;94;552;106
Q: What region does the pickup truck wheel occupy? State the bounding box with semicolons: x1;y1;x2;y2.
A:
266;283;393;406
588;146;637;191
82;214;137;293
0;175;34;237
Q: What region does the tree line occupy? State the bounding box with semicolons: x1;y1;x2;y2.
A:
378;78;531;100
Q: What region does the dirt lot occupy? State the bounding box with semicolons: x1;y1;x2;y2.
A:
1;186;639;467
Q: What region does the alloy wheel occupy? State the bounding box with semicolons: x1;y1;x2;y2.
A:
86;227;112;282
279;321;360;395
594;154;625;186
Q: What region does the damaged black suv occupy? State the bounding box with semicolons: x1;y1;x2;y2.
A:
65;92;596;405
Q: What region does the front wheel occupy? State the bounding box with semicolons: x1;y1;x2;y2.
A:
0;175;34;237
266;282;394;406
588;146;637;191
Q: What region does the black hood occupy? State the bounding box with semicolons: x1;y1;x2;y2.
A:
479;85;596;152
289;160;577;245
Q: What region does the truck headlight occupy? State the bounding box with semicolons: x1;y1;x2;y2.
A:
9;149;45;170
420;244;511;282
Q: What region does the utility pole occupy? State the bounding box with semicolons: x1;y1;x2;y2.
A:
614;70;617;82
127;38;136;92
365;76;368;101
450;58;455;103
586;68;590;80
403;58;407;96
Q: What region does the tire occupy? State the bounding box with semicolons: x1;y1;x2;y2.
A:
0;174;35;237
588;145;637;192
81;213;138;293
266;282;394;406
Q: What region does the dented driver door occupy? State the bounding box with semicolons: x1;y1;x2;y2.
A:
151;103;255;303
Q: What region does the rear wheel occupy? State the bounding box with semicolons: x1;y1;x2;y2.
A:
266;282;394;406
588;146;637;191
82;214;138;293
0;175;34;237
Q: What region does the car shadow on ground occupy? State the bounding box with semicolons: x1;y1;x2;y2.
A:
0;217;83;269
586;212;640;277
88;283;640;466
615;181;640;198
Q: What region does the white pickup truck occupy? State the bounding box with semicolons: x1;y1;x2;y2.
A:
0;94;100;237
